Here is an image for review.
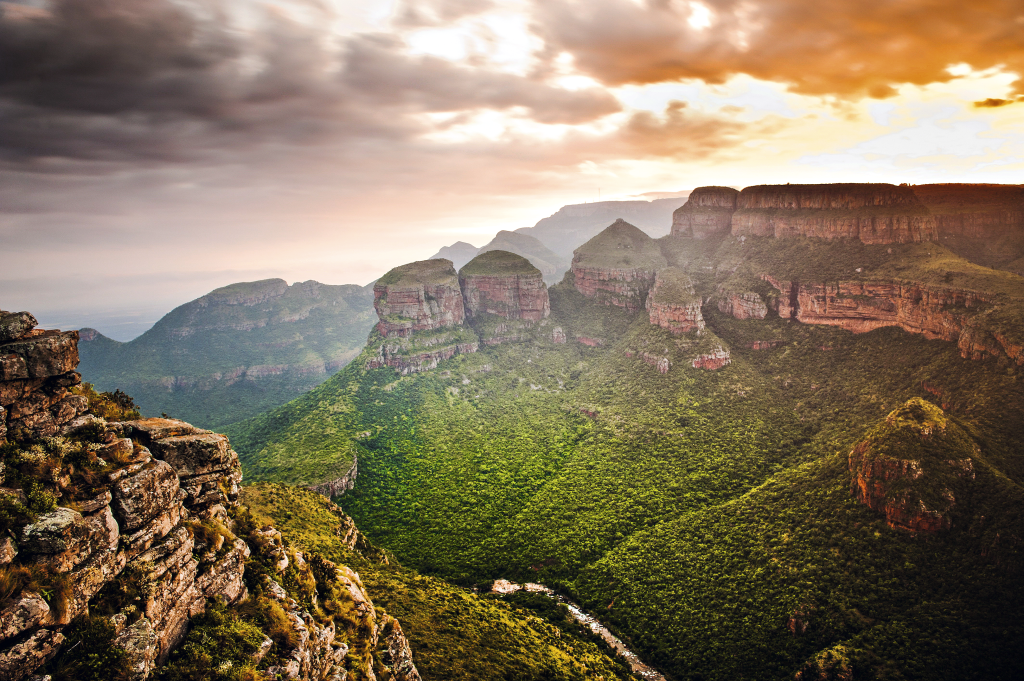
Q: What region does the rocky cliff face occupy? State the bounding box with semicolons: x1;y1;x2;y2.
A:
671;186;739;239
913;184;1024;240
373;259;466;338
459;251;550;323
0;318;421;681
731;184;938;244
761;275;1024;364
646;268;705;334
849;398;976;533
571;219;668;311
715;289;768;320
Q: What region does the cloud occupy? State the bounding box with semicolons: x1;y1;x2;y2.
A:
974;97;1023;108
532;0;1024;97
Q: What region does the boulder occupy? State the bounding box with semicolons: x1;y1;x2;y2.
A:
0;331;79;380
0;312;37;343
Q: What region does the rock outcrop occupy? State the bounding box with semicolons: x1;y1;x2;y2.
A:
761;275;1024;364
716;289;768;320
571;219;668;311
849;398;977;532
731;184;938;244
671;186;739;239
646;268;705;334
373;259;466;337
913;183;1024;241
0;317;421;681
459;251;550;322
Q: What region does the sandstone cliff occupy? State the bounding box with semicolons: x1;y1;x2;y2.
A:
459;251;551;346
761;275;1024;365
571;219;668;311
848;398;976;532
731;184;938;244
671;186;739;239
646;268;705;334
0;317;420;681
373;259;466;338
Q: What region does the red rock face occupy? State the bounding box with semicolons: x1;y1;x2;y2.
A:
366;340;479;375
571;266;657;312
691;349;731;370
848;440;967;532
913;184;1024;240
716;291;767;320
373;282;465;337
459;273;550;322
732;184;938;244
761;275;1023;364
672;187;739;239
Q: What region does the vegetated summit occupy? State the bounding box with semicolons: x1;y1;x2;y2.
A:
229;182;1024;680
77;278;376;430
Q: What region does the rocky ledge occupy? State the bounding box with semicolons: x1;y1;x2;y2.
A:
849;398;977;532
0;315;420;681
373;259;466;337
571;219;668;311
671;186;739;239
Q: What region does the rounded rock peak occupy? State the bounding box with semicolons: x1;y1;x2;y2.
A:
377;259;459;288
685;186;739;208
573;219;667;270
459;250;541;278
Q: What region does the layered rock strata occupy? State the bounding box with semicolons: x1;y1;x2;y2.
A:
671;186;739;239
366;332;479;375
913;183;1024;241
731;184;938;244
849;398;976;533
646;268;705;334
571;219;668;311
459;251;550;323
373;259;465;337
0;317;420;681
0;311;87;441
716;289;768;320
761;275;1024;364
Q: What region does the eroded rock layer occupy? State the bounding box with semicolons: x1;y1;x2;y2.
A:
646;268;705;334
671;186;739;239
761;275;1023;364
374;259;466;337
732;184;938;244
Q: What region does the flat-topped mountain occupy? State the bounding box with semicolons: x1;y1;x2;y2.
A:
373;259;466;337
76;279;376;430
459;251;550;322
671;186;739;239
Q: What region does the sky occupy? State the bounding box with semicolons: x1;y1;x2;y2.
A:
2;0;1024;339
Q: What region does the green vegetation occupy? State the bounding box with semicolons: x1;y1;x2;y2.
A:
230;231;1024;679
241;483;638;681
648;266;699;304
377;259;460;287
77;279;376;429
460;249;542;277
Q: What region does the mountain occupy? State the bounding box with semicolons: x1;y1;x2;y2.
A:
517;196;690;259
427;241;479;271
477;230;569;284
228;183;1024;680
76;278;377;430
0;321;634;681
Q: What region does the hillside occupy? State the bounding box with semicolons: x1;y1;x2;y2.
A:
229;196;1024;679
77;278;376;430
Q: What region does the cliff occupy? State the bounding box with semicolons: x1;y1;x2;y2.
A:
848;398;977;532
0;315;420;681
761;275;1024;364
571;219;668;311
645;268;705;334
76;279;376;429
731;184;938;244
459;251;551;346
671;186;739;239
373;260;466;338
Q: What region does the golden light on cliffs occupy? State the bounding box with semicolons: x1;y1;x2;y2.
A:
2;0;1023;334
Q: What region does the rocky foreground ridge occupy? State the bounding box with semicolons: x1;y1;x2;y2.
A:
0;313;420;681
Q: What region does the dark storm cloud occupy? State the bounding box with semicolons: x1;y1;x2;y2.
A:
0;0;619;168
532;0;1024;97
